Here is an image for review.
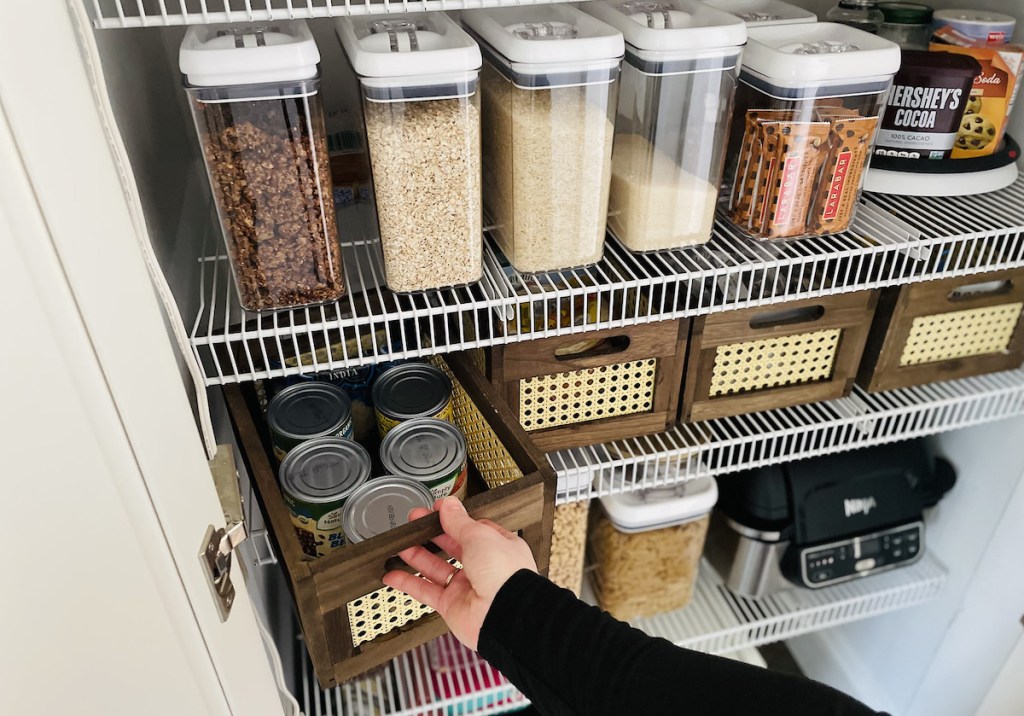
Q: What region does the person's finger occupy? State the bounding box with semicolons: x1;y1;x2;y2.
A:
395;545;460;585
382;570;444;610
429;532;463;561
478;519;518;540
407;506;434;522
438;496;480;544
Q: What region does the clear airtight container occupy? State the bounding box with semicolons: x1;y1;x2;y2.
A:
462;6;624;274
724;23;900;240
585;1;746;252
180;22;345;312
336;14;483;293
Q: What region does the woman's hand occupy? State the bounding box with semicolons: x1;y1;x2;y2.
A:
382;496;538;651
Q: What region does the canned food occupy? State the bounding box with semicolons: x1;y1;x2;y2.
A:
372;363;454;437
267;382;354;462
279;437;371;558
342;476;435;544
380;418;469;501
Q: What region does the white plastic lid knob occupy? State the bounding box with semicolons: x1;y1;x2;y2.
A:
703;0;817;27
585;0;746;53
179;21;319;87
600;476;719;533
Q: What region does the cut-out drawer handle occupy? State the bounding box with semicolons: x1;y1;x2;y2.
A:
948;280;1013;301
553;335;631;361
749;305;825;330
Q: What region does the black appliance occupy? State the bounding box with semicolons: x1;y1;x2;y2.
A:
707;440;956;597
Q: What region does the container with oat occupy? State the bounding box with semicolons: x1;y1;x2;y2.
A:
337;14;483;293
723;23;900;240
462;6;624;274
586;0;745;252
589;477;718;620
180;22;345;312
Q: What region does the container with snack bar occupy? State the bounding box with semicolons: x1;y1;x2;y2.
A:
723;23;901;240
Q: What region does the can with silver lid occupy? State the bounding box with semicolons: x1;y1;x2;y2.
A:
372;363;454;437
380;417;469;501
342;476;435;543
279;437;371;558
267;382;354;462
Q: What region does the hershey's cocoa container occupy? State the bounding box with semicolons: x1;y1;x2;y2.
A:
279;437;371;558
267;382;354;462
380;417;469;500
372;363;454;437
875;50;982;160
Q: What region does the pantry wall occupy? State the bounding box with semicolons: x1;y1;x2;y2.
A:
5;1;1024;715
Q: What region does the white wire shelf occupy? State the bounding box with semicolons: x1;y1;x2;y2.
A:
88;0;591;27
551;367;1024;504
295;555;946;716
191;181;1024;386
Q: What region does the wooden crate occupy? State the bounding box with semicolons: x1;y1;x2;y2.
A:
478;320;689;451
858;269;1024;392
225;353;555;689
681;291;879;422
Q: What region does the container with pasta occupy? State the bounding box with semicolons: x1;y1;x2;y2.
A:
463;6;624;273
589;477;717;620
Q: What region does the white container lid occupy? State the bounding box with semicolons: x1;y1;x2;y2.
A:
180;21;319;87
704;0;817;27
336;13;481;84
585;0;746;56
462;5;624;78
933;9;1016;29
742;22;900;91
600;476;718;533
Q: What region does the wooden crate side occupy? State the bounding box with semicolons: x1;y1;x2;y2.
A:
682;291;879;422
858;270;1024;392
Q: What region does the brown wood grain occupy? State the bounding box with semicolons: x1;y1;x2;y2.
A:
857;269;1024;392
682;291;879;422
222;350;556;690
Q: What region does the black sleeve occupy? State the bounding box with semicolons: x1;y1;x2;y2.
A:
477;569;887;716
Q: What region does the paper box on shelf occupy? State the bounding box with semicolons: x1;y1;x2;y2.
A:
931;31;1024;159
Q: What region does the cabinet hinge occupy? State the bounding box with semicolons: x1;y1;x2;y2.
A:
199;445;247;622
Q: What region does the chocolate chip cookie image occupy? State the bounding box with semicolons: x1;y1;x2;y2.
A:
956;113;997;150
964;95;982;115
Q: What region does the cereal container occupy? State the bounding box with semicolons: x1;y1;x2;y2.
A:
589;477;718;620
462;6;624;273
724;23;900;240
704;0;818;28
585;0;746;252
336;14;483;293
180;22;345;312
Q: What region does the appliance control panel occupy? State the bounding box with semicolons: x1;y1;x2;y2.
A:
798;522;924;589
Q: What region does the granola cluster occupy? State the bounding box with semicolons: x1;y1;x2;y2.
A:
196;96;345;310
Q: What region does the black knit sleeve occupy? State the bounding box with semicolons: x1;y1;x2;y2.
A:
477;569;886;716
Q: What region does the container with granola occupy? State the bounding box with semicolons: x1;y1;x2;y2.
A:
180;21;345;311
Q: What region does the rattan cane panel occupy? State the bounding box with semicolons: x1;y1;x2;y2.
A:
518;359;658;431
434;357;523;489
708;329;842;397
347;559;461;648
899;303;1024;366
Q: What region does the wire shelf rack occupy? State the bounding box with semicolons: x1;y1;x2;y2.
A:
551;367;1024;503
295;554;946;716
190;181;1024;386
87;0;594;27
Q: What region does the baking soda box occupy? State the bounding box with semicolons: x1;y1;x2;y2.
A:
931;28;1024;159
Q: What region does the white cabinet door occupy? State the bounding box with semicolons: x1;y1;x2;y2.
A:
0;5;285;715
976;631;1024;716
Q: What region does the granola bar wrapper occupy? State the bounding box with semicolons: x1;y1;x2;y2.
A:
757;120;830;239
730;109;797;224
811;116;878;235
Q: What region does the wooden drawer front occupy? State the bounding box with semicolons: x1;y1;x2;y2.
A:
683;291;878;422
858;270;1024;392
226;353;555;689
483;320;689;451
